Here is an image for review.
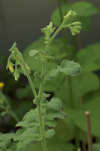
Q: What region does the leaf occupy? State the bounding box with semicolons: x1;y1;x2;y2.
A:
78;72;99;95
46;120;57;128
54;72;99;109
66;97;100;137
23;37;57;72
57;60;81;76
22;109;38;123
46;68;59;80
77;43;100;72
93;143;100;151
29;50;40;57
55;120;75;142
69;1;99;16
45;129;55;139
15;101;33;120
77;16;91;31
16;88;28;99
47;98;63;111
46;110;67;121
0;133;14;149
14;127;41;143
51;1;99;30
34;71;43;84
16;142;29;151
29;143;75;151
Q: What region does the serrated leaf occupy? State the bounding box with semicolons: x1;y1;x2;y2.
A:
46;120;57;128
23;109;38;122
45;129;55;139
57;60;81;76
0;133;14;149
46;110;67;121
15;127;40;143
47;98;63;111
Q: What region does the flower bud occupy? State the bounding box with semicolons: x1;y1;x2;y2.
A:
13;67;20;81
63;10;77;25
8;65;14;73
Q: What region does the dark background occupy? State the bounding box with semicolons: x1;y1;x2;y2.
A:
0;0;100;55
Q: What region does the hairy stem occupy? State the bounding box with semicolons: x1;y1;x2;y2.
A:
37;102;47;151
18;52;38;98
17;51;47;151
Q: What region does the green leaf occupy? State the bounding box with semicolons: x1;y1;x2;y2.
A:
78;72;99;95
51;1;99;30
66;97;100;137
46;110;67;121
0;133;14;149
34;71;43;84
16;142;29;151
46;120;57;128
23;37;57;72
16;88;28;99
29;50;40;57
22;109;38;123
47;98;63;111
29;143;75;151
46;68;59;80
57;60;81;76
45;129;55;139
93;143;100;151
15;101;33;120
77;43;100;72
54;72;99;109
15;127;41;143
69;1;99;16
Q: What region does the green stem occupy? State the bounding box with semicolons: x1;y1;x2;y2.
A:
37;60;48;151
68;76;74;108
45;23;63;54
17;51;47;151
18;52;38;98
37;102;47;151
72;35;77;59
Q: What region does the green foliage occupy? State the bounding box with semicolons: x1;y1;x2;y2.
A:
93;144;100;151
51;1;99;31
3;0;100;151
5;10;81;151
57;60;81;76
77;43;100;72
41;22;56;44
